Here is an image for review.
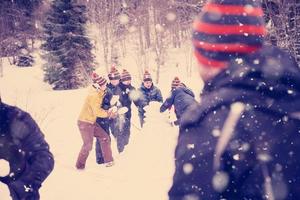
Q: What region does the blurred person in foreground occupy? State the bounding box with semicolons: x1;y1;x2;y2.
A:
169;0;300;199
0;97;54;199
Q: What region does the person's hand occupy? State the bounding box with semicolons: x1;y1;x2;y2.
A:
107;107;118;119
109;112;118;119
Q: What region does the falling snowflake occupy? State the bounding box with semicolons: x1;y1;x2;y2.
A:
212;128;221;137
235;58;244;64
129;90;141;101
187;143;195;149
233;154;240;160
244;4;254;13
155;24;164;32
212;171;229;192
253;59;260;65
119;14;129;25
166;12;177;22
183;163;194;175
239;143;250;152
257;153;272;162
183;194;200;200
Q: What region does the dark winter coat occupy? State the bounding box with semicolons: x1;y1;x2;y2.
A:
0;102;54;200
96;88;113;133
107;83;122;97
160;87;196;121
119;82;136;120
169;46;300;200
136;84;163;120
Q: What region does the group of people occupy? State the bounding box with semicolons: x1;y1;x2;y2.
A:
76;67;188;169
2;0;300;199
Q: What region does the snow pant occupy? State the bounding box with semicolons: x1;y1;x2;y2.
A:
121;117;131;148
139;113;144;128
96;116;129;154
95;118;110;164
114;116;131;153
76;120;113;168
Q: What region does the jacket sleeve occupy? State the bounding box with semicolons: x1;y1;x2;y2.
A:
9;112;54;198
160;92;175;113
156;89;163;102
89;94;109;118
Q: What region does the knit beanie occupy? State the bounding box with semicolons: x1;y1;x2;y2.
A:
193;0;266;69
171;77;181;90
121;69;132;82
143;70;152;82
91;72;107;87
108;65;121;80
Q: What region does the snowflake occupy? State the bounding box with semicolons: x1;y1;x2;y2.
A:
212;171;229;192
155;24;164;32
166;12;177;22
183;163;194;175
119;14;129;25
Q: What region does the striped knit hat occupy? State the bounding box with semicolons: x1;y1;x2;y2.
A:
108;66;121;80
143;70;152;82
121;69;132;82
171;77;181;90
91;72;107;86
193;0;266;69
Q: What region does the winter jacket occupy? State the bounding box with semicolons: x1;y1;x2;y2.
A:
136;84;163;117
78;87;108;123
119;82;136;119
107;83;122;97
160;87;196;120
169;46;300;200
0;102;54;200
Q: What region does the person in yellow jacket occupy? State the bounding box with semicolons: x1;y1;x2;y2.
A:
76;73;116;169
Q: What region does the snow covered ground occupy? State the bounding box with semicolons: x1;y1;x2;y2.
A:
0;56;198;199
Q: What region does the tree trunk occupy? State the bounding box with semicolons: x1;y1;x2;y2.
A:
138;25;145;80
144;0;151;49
101;24;109;73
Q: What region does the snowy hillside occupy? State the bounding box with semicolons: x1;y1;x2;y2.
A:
0;54;197;199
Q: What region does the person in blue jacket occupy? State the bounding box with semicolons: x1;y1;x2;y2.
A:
160;77;197;125
117;69;136;152
0;98;54;200
136;70;163;127
169;0;300;199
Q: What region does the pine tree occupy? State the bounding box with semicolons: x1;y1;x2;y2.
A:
42;0;94;90
0;0;42;64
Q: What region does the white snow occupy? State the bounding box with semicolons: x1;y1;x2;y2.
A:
0;57;184;199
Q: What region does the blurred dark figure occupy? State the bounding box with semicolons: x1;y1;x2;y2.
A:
0;99;54;200
169;0;300;199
